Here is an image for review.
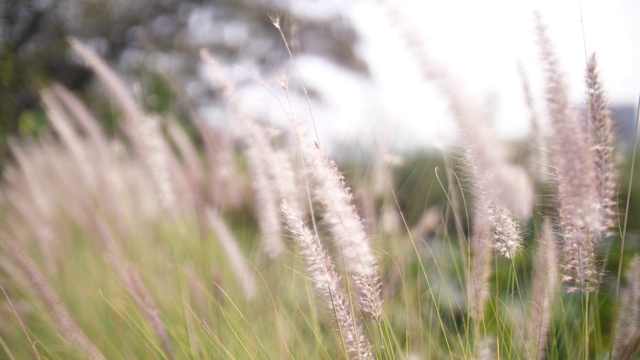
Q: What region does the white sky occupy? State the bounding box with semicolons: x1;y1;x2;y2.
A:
285;0;640;152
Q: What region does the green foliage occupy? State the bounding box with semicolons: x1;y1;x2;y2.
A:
18;110;50;137
0;9;638;359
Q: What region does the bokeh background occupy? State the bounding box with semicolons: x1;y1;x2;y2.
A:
2;0;638;159
1;2;639;358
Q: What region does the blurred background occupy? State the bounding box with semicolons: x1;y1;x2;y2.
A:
1;0;639;161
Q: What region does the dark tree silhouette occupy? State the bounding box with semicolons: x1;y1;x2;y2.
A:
0;0;366;165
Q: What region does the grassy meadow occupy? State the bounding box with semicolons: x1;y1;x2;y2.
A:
1;11;639;360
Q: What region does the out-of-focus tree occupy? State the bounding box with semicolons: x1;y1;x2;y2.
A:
1;0;87;161
0;0;366;164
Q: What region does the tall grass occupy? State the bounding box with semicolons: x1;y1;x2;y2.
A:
0;11;637;360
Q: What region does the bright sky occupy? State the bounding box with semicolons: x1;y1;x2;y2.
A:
285;0;640;151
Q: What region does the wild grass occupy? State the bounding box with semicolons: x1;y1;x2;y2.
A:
0;11;638;360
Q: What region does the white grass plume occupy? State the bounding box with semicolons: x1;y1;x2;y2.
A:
69;38;178;213
200;50;286;258
536;14;600;292
586;53;618;239
292;123;383;323
280;201;373;360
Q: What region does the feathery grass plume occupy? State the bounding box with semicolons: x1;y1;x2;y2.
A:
518;65;551;183
137;113;179;212
586;53;618;239
8;142;55;222
292;123;383;323
535;14;600;292
526;219;558;360
168;119;214;238
206;208;257;299
382;0;535;220
39;91;137;231
266;143;305;218
67;37;147;166
7;141;64;273
464;145;522;258
7;125;131;239
69;38;178;213
67;38;141;125
40;88;96;189
613;255;640;359
0;235;105;360
198;125;246;211
487;202;521;259
46;85;127;218
49;84;105;150
244;139;286;258
465;143;521;353
200;50;286;258
34;86;135;223
280;201;374;360
467;213;492;322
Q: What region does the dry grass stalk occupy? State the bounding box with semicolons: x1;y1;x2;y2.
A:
487;202;521;259
463;145;522;327
467;213;492;323
206;208;257;299
198;124;246;211
184;263;212;327
168;121;202;191
200;50;286;258
535;14;600;292
518;65;551;183
6;102;137;237
49;84;105;148
526;219;559;360
293;124;383;323
613;255;640;359
89;217;175;360
244;141;286;258
7;141;68;273
0;281;41;359
70;38;178;213
382;0;535;220
139;114;179;212
0;235;105;360
40;88;96;189
265;145;304;219
280;201;373;360
464;145;523;260
67;38;142;141
46;85;123;215
126;268;176;360
586;53;618;239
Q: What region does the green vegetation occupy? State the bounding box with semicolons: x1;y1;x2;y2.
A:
1;11;639;360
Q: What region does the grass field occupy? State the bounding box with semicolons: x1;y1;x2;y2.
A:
0;11;639;360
